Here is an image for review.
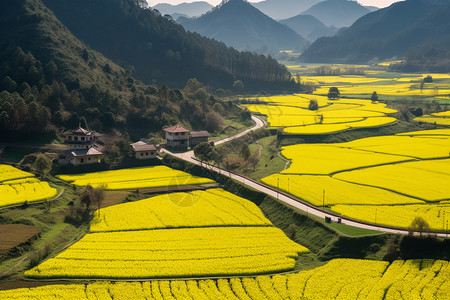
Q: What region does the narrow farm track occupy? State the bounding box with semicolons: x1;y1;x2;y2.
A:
163;115;448;237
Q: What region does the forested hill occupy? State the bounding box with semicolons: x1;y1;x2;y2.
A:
42;0;295;90
300;0;450;66
0;0;266;138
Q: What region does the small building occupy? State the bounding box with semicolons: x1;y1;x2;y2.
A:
62;148;103;166
131;141;157;159
189;131;210;148
163;124;189;149
63;126;100;149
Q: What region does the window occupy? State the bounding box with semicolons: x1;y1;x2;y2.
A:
74;137;78;141
81;158;84;163
81;137;85;141
141;153;144;156
145;152;148;156
181;132;185;136
88;157;91;161
175;133;179;136
151;152;154;155
69;136;73;141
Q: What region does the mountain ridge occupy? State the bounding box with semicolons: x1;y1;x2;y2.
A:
300;0;450;65
180;0;308;53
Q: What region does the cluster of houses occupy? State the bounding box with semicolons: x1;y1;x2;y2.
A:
59;124;209;166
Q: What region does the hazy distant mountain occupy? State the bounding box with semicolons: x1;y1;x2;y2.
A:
253;0;323;20
301;0;450;65
279;14;337;42
302;0;371;28
181;0;308;53
365;5;379;12
153;1;213;17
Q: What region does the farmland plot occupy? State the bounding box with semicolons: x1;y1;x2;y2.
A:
8;259;450;299
0;164;57;208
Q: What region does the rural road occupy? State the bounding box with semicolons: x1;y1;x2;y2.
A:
163;115;447;238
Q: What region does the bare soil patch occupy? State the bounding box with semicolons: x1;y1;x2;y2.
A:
0;225;40;254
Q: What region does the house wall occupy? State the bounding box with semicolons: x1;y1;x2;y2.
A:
135;151;157;159
71;155;101;166
190;137;208;148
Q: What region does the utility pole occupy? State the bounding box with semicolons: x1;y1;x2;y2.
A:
277;177;279;200
322;190;325;210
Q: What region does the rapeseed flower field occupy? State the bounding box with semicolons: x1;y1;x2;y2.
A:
262;130;450;230
25;187;307;279
90;189;272;232
0;164;57;208
56;165;214;190
8;259;449;299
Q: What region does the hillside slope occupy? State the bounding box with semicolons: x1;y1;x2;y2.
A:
301;0;371;28
181;0;308;53
253;0;322;20
153;1;213;17
280;14;338;42
43;0;295;89
301;0;450;64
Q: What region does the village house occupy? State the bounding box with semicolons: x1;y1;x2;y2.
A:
130;141;157;159
62;148;102;166
163;124;190;149
63;126;99;149
189;131;210;148
59;126;103;165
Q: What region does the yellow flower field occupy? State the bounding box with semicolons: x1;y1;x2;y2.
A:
280;144;413;175
24;226;307;279
90;189;272;232
332;204;450;231
432;111;450;117
414;115;450;126
334;159;450;202
262;174;424;206
0;164;57;208
8;259;450;299
243;94;398;134
56;165;214;190
262;129;450;229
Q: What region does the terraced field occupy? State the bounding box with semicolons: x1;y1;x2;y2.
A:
262;129;450;230
56;166;214;190
8;259;450;299
0;164;57;208
243;94;397;135
25;189;307;279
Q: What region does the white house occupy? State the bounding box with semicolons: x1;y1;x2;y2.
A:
130;141;157;159
163;124;190;149
62;148;103;166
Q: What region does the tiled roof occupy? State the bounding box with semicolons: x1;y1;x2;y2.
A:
163;124;190;133
65;127;93;136
63;148;102;157
190;131;210;138
131;142;157;152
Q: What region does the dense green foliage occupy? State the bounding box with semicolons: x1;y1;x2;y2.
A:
0;0;251;137
43;0;298;90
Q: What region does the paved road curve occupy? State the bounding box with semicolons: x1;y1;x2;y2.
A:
163;116;447;238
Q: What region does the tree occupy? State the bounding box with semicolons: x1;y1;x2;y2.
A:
371;91;379;103
409;216;430;236
34;154;52;175
80;185;94;212
194;142;214;163
327;87;340;100
233;80;245;93
92;184;106;216
239;144;251;161
308;99;319;110
205;111;223;133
